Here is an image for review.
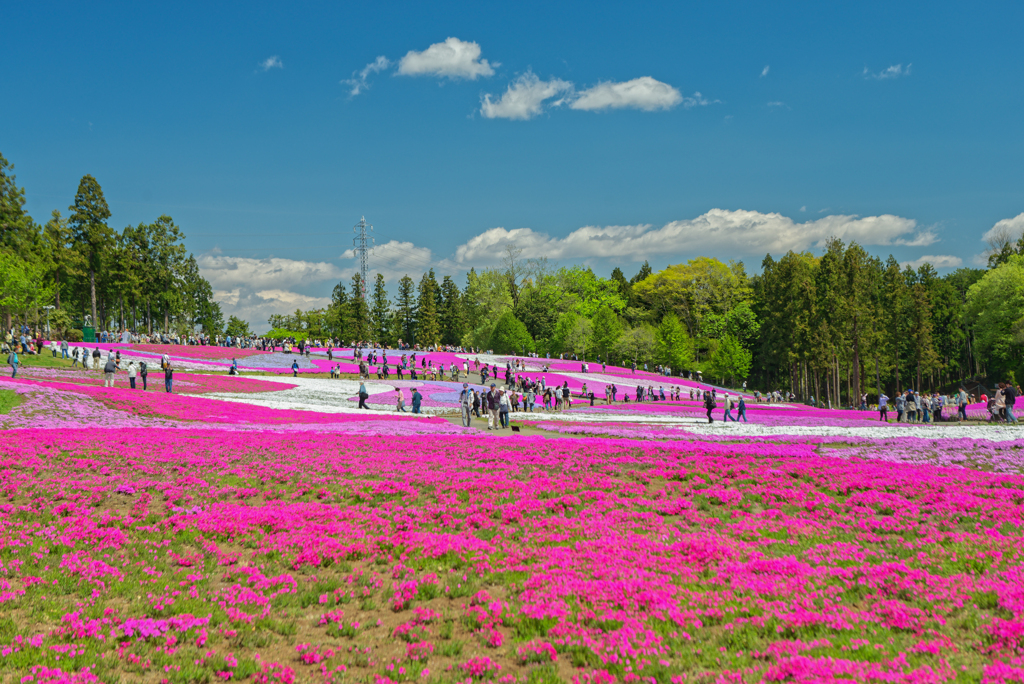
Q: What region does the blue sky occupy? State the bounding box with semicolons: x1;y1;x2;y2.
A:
3;1;1023;327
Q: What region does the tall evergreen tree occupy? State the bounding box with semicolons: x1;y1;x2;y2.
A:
439;275;465;346
349;273;370;341
395;275;417;344
68;175;113;326
416;271;440;347
370;273;390;343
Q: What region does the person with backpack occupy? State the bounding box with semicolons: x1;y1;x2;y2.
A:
6;349;17;378
723;393;735;421
358;382;369;409
704;391;716;423
103;354;117;387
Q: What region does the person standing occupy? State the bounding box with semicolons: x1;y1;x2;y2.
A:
1005;382;1018;424
358;382;369;409
411;388;423;414
291;360;299;377
459;383;472;427
140;360;148;391
6;348;17;378
486;384;500;429
60;339;69;359
104;354;117;388
128;360;138;389
525;386;535;412
704;391;715;423
878;393;889;422
499;388;510;428
164;361;173;393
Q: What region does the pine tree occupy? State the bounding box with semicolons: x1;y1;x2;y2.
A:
68;174;113;326
439;275;465;346
395;275;417;345
370;273;390;343
416;271;440;348
349;273;370;342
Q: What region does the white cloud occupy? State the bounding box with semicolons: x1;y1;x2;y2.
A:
342;56;391;96
863;63;911;80
259;56;283;72
340;240;439;280
761;65;770;77
981;212;1024;243
397;37;495;80
894;230;938;247
800;206;807;212
198;255;343;291
680;91;718;108
570;77;683;112
900;255;963;270
767;101;786;108
453;209;933;263
480;71;573;120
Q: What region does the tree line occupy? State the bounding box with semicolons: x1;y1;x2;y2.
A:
0;153;221;338
281;242;1022;405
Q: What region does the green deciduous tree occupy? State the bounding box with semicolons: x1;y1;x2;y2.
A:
488;311;534;354
656;313;693;373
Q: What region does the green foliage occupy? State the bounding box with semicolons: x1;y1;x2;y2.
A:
656;313;693;372
615;325;656;366
395;275;417;344
416;269;441;347
0;389;23;415
224;316;251;338
462;268;512;349
265;328;307;342
591;304;623;360
965;255;1024;375
370;273;391;345
349;273;371;341
707;334;752;385
634;257;750;338
489;311;534;354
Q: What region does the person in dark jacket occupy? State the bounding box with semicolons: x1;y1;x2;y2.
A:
704;392;716;423
411;388;423;414
164;362;173;393
486;384;500;429
103;356;117;388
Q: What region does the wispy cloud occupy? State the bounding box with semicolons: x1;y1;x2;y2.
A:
767;101;786;108
761;65;770;77
342;56;392;96
258;56;283;72
863;63;912;80
480;71;573;120
900;255;962;270
397;37;496;80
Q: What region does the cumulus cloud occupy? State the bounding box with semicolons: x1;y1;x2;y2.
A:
258;56;283;71
570;77;683;111
339;239;440;279
900;255;963;270
761;65;770;77
342;55;391;96
397;37;495;80
981;212;1024;243
453;209;934;263
863;63;911;79
480;71;573;120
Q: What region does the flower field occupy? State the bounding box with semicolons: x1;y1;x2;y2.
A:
3;347;1024;683
2;429;1024;684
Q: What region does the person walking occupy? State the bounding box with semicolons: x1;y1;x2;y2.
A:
737;395;748;422
395;388;406;412
723;393;735;422
472;389;481;418
104;354;117;388
291;360;299;377
6;348;17;378
704;391;716;423
459;383;472;426
411;388;423;414
358;382;369;409
128;360;138;389
164;361;174;393
878;393;889;422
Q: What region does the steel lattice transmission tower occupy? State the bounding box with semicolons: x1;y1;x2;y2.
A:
352;216;374;296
